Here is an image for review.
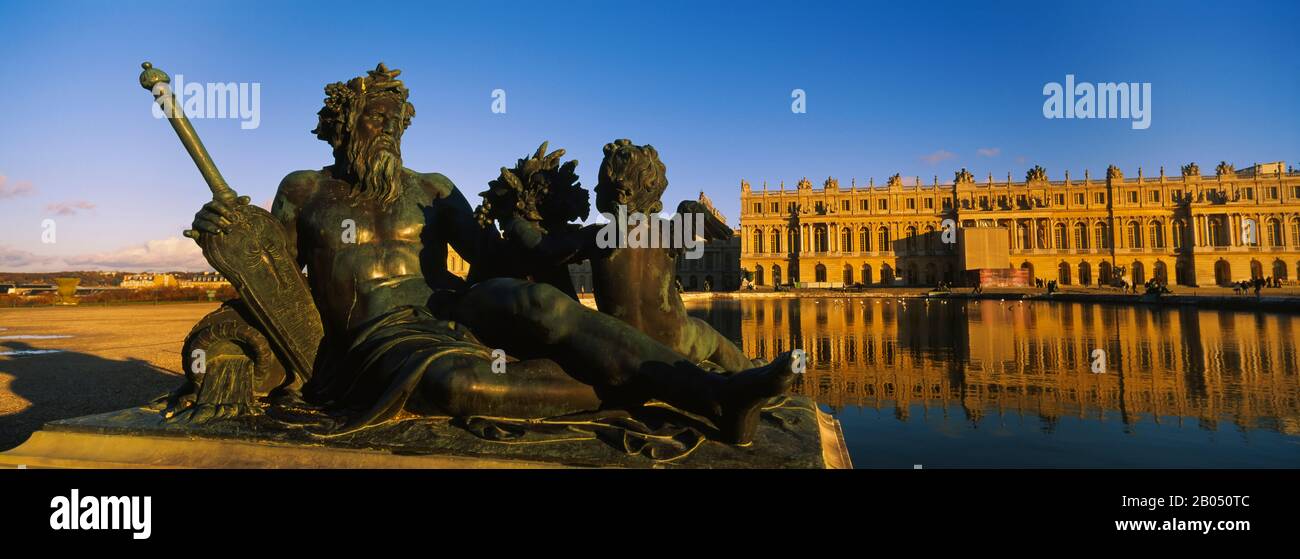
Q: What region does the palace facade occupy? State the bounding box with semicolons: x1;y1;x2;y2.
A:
740;161;1300;288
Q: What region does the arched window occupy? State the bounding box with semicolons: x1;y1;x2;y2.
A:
842;264;853;285
1149;221;1164;248
1208;219;1224;247
859;228;870;252
1128;221;1143;249
878;227;891;253
1074;223;1088;249
862;264;873;285
1095;222;1111;249
905;226;918;253
754;265;765;286
1291;218;1300;247
772;265;782;286
1058;262;1071;285
1172;220;1186;249
1243;218;1259;246
1054;223;1068;250
770;229;781;253
841;228;853;253
788;228;799;254
813;227;827;253
751;229;764;254
1020;222;1033;249
1267;218;1282;247
814;263;827;282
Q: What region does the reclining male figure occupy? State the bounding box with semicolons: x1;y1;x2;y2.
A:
181;64;792;443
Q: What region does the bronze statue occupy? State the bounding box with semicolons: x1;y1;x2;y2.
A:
482;139;757;373
148;63;792;445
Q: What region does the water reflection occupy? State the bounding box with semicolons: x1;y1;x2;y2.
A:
690;297;1300;467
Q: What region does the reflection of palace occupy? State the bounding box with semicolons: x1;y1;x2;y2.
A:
725;298;1300;434
739;162;1300;287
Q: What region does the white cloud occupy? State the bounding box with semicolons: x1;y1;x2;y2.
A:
921;149;956;165
45;200;96;216
0;237;211;273
66;237;210;272
976;147;1001;157
0;176;35;199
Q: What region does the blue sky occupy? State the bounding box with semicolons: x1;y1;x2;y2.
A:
1;0;1297;271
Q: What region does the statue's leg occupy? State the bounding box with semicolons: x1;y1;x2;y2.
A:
168;300;289;422
418;353;600;418
680;317;759;373
453;278;794;443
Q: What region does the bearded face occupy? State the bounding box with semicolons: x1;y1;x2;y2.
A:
344;95;406;206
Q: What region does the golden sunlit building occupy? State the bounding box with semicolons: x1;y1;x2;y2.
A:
740;162;1300;288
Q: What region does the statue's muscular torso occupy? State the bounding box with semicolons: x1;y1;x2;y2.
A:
271;167;487;338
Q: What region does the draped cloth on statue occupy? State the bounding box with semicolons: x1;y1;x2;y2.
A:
305;305;493;433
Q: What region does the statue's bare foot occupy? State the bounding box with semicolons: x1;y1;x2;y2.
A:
715;352;795;445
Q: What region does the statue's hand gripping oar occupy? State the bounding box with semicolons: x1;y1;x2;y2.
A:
139;62;323;403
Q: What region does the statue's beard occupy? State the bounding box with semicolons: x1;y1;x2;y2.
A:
346;133;403;206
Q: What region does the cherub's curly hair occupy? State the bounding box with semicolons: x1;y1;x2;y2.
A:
476;142;590;230
596;139;668;214
312;63;415;149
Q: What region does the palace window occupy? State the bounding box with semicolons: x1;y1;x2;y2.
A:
1244;187;1254;200
1148;191;1160;202
1149;221;1164;248
787;202;797;213
1095;223;1111;249
1054;223;1068;249
841;228;853;252
751;230;764;253
860;200;869;211
924;198;933;210
770;230;781;253
859;228;870;252
815;201;824;213
754;203;762;213
1127;191;1139;203
1073;223;1088;249
1095;192;1107;204
1055;194;1065;206
771;202;779;213
1173;220;1186;249
1268;187;1278;200
979;196;988;209
942;198;952;210
1267;219;1282;247
906;198;915;210
878;227;891;252
842;200;850;211
1074;193;1085;205
1017;195;1027;208
1128;221;1143;248
878;199;888;210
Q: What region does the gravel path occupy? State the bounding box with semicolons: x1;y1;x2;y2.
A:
0;302;219;450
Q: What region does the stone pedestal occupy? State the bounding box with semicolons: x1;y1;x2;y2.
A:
0;396;850;469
